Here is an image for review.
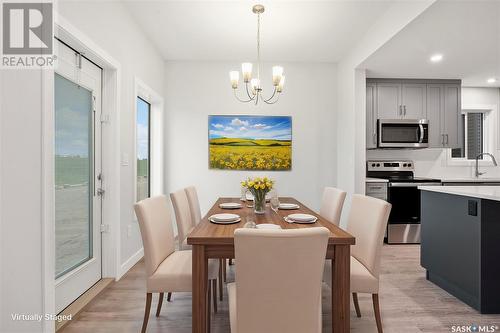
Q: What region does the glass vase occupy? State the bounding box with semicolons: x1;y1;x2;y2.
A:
253;192;266;214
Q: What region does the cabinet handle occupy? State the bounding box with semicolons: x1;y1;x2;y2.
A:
446;134;449;145
441;134;445;146
373;133;377;145
403;105;407;116
399;105;402;116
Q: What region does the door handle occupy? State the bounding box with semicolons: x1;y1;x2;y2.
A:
419;124;424;143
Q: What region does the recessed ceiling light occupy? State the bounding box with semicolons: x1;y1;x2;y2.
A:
430;54;443;63
487;78;497;84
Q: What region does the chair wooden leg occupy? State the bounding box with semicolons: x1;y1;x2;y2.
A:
207;280;212;328
223;259;227;282
352;292;361;318
141;293;152;333
372;294;383;333
156;292;164;317
167;292;172;302
212;279;218;313
218;260;224;301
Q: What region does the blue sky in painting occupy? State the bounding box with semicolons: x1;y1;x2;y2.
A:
209;115;292;141
136;98;150;160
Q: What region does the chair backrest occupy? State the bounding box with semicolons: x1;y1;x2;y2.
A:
319;187;347;226
170;189;195;247
234;227;330;333
185;186;202;226
134;195;175;277
346;194;391;278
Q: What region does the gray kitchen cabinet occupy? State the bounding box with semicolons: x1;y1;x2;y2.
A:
366;83;377;149
426;84;462;148
376;83;401;119
401;83;426;119
442;84;461;148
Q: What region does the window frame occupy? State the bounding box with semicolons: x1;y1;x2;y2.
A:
133;77;164;205
446;104;498;166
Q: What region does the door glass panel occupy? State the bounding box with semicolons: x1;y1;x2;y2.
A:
136;97;151;201
55;73;93;278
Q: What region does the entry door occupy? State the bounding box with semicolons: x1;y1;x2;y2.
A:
54;39;103;313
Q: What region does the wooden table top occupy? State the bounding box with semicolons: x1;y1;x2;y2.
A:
187;197;355;246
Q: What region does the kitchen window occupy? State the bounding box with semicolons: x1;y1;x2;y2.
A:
451;111;486;160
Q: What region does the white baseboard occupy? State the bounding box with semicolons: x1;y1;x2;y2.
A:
118;247;144;280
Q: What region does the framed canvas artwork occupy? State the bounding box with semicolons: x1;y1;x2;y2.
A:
209;115;292;170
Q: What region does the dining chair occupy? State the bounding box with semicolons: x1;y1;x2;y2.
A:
319;186;347;226
134;195;219;333
324;194;391;333
184;186;227;300
228;227;330;333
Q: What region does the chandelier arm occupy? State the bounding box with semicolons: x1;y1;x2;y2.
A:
245;81;255;100
233;89;253;103
263;92;280;105
263;86;277;102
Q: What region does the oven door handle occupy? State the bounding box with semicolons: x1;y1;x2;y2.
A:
389;182;442;187
418;124;424;143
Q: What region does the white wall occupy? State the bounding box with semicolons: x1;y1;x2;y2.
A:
164;62;337;215
366;87;500;179
58;1;166;267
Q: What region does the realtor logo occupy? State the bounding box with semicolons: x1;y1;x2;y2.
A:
3;2;53;54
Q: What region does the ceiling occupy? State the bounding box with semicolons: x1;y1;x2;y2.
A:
361;0;500;87
123;0;394;62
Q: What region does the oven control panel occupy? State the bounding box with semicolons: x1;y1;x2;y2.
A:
367;160;414;172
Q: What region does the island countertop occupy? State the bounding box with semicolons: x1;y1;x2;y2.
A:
419;185;500;202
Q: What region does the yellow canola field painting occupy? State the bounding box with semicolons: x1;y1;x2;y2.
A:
209;116;292;171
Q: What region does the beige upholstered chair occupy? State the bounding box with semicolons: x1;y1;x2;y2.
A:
324;194;391;333
228;227;330;333
134;195;219;333
319;187;347;226
185;186;202;227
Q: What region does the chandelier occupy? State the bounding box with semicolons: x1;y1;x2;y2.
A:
229;4;285;105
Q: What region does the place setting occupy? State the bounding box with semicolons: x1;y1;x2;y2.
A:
283;213;318;224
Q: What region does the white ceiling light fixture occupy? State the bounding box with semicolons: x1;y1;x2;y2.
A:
229;4;284;105
430;54;443;63
487;78;497;84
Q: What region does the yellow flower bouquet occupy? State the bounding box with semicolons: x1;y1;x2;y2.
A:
241;177;274;214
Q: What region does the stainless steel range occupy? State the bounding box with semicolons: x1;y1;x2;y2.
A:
367;160;441;244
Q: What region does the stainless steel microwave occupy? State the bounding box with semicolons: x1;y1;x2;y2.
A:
378;119;429;148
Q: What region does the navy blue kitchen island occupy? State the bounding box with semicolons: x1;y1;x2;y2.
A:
419;186;500;314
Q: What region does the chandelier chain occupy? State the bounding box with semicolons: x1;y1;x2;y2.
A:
257;12;261;81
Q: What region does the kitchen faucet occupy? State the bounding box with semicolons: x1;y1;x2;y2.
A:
475;153;498;177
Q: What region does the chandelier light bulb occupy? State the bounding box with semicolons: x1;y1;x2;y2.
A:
229;71;239;89
250;78;261;94
272;66;283;86
242;63;253;82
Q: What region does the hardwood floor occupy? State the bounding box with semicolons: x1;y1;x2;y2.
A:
61;245;500;333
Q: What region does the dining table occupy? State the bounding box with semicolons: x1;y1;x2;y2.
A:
187;197;356;333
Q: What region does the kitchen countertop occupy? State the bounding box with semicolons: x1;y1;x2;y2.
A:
418;185;500;202
440;178;500;183
366;177;389;183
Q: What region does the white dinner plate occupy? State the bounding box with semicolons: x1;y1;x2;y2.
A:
278;203;300;210
209;217;241;224
284;216;318;224
210;213;240;222
219;202;242;209
287;213;316;222
256;223;282;230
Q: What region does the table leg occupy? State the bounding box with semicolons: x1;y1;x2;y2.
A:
332;244;350;333
192;245;208;333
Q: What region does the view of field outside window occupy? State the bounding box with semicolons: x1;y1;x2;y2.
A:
137;97;151;201
54;74;93;278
